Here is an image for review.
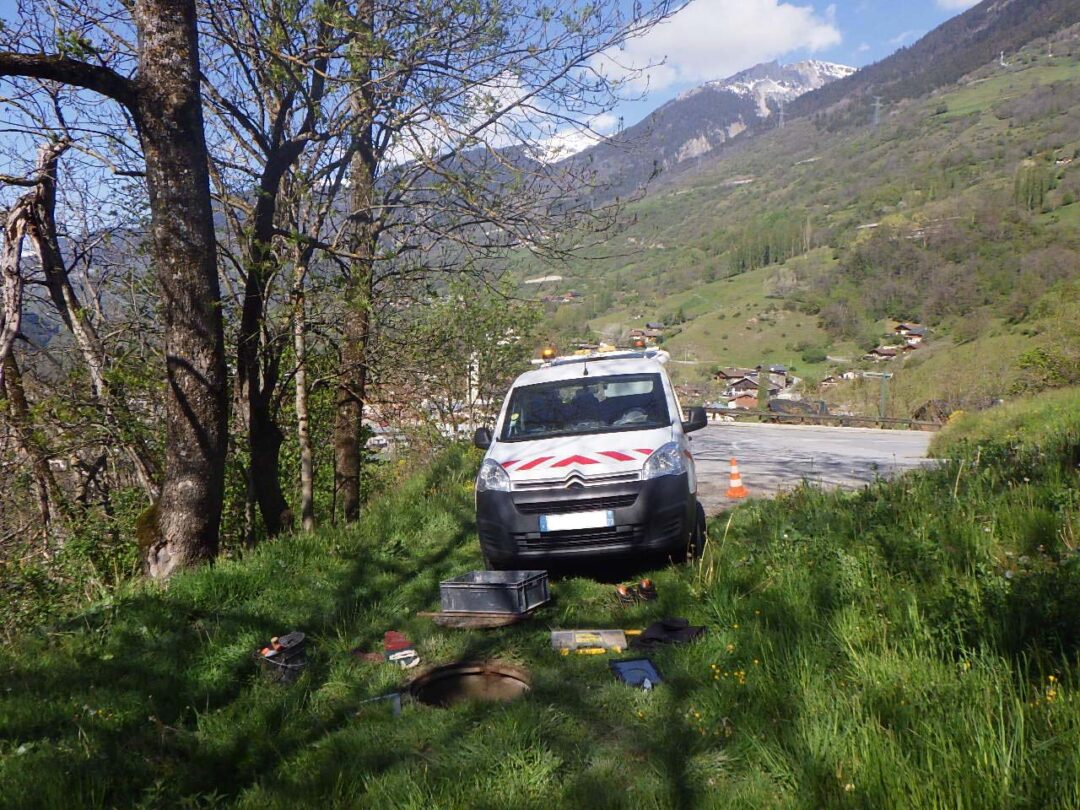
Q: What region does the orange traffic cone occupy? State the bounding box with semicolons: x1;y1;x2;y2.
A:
725;458;748;499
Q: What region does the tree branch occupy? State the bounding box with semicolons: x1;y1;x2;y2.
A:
0;53;138;112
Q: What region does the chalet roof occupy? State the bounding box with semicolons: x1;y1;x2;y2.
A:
895;322;927;335
730;375;781;392
716;367;757;379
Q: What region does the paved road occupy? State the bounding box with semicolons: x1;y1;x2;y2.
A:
690;422;935;514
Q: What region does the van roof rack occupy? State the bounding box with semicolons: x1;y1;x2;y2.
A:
536;348;670;367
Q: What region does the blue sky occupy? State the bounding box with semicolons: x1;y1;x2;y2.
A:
602;0;981;126
0;0;981;142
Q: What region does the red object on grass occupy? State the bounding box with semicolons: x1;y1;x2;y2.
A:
383;630;413;652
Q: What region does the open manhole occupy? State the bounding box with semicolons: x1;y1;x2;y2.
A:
407;660;531;707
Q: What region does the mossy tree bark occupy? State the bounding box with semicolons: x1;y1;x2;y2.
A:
334;0;376;524
0;0;228;578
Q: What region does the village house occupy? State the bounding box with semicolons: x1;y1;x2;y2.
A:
726;375;782;397
715;367;758;382
894;323;928;344
729;393;759;410
864;347;898;362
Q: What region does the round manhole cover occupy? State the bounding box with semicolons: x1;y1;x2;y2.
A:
407;660;531;707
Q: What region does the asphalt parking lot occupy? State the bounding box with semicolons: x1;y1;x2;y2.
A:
691;421;936;514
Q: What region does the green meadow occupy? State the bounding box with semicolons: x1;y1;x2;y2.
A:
2;389;1079;807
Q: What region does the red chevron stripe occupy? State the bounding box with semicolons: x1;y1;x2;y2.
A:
636;448;654;456
599;450;635;462
516;456;554;471
501;460;519;469
552;454;600;468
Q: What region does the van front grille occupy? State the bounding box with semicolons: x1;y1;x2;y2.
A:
512;471;640;491
514;493;638;515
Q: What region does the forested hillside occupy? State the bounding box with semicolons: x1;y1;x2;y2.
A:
528;27;1080;416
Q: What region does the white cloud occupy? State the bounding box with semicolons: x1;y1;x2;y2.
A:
856;42;871;53
597;0;842;91
888;29;917;46
936;0;979;9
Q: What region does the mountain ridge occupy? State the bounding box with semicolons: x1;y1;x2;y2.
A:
565;58;854;198
790;0;1080;125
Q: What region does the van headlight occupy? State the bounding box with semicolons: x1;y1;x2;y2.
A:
476;459;511;492
642;442;687;480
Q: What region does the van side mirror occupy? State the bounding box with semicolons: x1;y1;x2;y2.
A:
682;406;708;434
473;427;493;449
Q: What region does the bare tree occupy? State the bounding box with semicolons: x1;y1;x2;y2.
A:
0;0;228;578
324;0;680;521
198;0;354;540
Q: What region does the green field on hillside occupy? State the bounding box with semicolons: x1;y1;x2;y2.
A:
3;390;1080;808
521;45;1080;412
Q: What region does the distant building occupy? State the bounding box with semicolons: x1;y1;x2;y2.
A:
727;375;781;396
715;366;757;382
864;347;898;362
894;323;927;338
730;393;759;410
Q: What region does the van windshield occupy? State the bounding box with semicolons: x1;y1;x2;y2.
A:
500;373;670;442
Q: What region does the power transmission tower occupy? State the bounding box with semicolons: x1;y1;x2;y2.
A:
779;98;786;129
872;96;883;127
1000;50;1009;67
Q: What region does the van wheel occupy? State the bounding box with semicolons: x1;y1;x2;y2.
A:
689;502;707;561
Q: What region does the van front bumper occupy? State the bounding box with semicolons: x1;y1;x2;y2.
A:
477;473;694;567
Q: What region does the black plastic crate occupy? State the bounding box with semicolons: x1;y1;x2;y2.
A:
439;570;550;614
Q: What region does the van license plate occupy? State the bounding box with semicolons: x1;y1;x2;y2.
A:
540;510;615;533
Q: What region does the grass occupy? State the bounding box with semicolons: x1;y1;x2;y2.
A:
931;386;1080;454
3;410;1080;807
588;252;858;387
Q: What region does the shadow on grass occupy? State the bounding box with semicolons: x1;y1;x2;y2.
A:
0;466;485;807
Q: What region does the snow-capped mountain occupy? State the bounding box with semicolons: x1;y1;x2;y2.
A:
565;59;855;198
700;60;856;116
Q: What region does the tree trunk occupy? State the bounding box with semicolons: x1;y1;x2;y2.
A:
292;247;315;531
334;284;368;523
0;0;228;577
2;353;62;552
334;0;377;523
132;0;228;578
235;161;293;540
0;196;29;389
25;141;160;500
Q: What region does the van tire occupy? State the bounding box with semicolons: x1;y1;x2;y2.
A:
689;502;707;560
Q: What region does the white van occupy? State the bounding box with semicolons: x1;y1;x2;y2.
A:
472;348;708;569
